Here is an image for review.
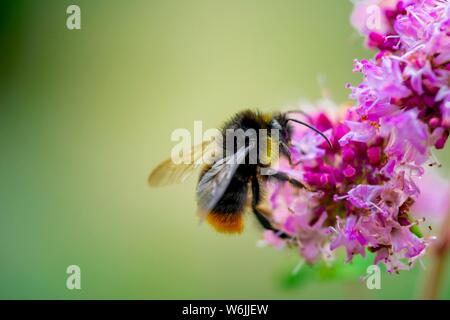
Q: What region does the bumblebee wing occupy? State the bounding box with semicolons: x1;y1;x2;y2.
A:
196;140;255;212
148;138;222;187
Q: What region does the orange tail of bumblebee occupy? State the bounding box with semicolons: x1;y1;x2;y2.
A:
206;212;244;234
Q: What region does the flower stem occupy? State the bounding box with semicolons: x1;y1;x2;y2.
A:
422;211;450;300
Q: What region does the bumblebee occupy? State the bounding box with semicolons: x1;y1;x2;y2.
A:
148;110;331;235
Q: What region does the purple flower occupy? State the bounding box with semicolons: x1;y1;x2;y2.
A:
261;0;448;274
381;109;430;164
347;185;383;209
349;0;450;151
330;216;367;262
290;128;327;162
339;120;377;146
261;230;285;250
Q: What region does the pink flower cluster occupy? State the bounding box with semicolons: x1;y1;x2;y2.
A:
350;0;450;147
263;0;450;273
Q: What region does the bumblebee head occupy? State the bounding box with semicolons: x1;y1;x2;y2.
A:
269;112;333;161
267;113;291;159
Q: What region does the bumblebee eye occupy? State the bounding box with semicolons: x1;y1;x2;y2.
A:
270;119;282;130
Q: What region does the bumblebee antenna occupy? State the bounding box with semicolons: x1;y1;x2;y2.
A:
286;118;333;148
286;110;314;123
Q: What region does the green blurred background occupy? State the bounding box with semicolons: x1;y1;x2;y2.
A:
1;0;449;299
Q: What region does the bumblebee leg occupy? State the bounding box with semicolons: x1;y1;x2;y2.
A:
252;207;290;239
268;171;309;190
251;176;290;239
